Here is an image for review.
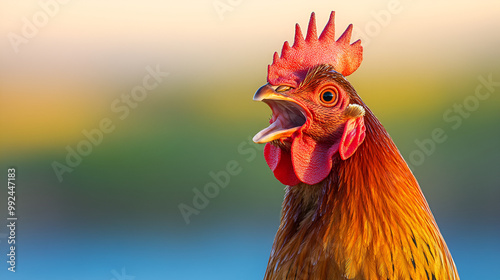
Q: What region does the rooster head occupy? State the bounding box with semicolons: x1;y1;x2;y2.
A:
253;12;366;186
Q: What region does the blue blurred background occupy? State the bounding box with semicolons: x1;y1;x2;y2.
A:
1;1;499;279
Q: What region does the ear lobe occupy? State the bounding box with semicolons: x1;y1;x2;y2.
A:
339;116;366;160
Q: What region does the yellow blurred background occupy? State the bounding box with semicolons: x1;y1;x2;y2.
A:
2;0;499;155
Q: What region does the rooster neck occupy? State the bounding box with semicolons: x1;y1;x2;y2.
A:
286;181;324;222
265;109;459;280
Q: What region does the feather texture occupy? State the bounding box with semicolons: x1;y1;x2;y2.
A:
264;98;459;279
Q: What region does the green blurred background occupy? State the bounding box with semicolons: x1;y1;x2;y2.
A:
0;1;499;279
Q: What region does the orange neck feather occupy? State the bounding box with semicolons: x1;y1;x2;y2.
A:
264;106;459;280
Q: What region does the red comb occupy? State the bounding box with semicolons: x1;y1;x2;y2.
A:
267;12;363;87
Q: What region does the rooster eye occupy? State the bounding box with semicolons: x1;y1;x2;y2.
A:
320;89;337;104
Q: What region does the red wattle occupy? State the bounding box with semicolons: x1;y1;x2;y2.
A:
264;143;301;186
291;135;339;185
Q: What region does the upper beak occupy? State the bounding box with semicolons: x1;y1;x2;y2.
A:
253;84;292;102
252;84;308;144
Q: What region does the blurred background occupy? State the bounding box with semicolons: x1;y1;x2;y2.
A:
0;0;499;279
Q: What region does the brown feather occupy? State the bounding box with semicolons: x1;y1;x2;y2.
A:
264;68;459;280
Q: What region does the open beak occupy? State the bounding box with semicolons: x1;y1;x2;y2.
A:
252;84;307;144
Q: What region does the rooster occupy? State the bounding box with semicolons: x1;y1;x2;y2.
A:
252;12;459;280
